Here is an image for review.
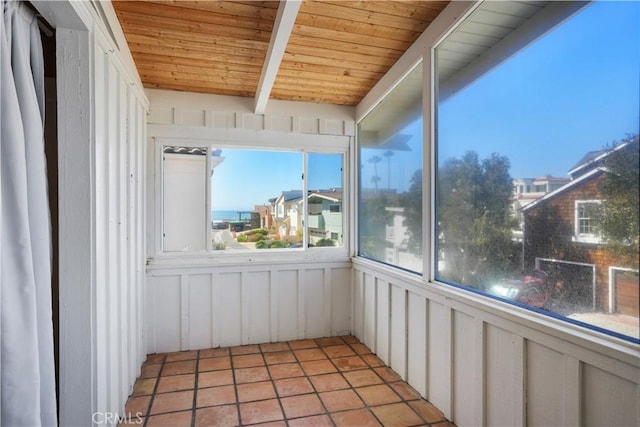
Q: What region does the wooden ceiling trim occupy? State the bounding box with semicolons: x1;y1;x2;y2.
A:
255;0;302;114
270;87;365;105
135;62;261;82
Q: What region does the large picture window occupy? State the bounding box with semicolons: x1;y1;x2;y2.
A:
161;145;345;254
358;64;423;273
434;1;639;341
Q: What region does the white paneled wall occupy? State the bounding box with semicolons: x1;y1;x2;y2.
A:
353;259;640;427
93;29;147;419
146;262;351;353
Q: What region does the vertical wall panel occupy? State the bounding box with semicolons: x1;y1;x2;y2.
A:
246;271;271;344
331;267;352;335
390;284;407;379
305;269;326;338
363;274;376;349
526;342;565;426
428;301;451;415
407;292;427;396
217;272;242;346
452;311;475;426
485;325;521;426
276;270;299;341
188;274;213;350
376;280;391;364
582;365;638;427
152;275;181;352
353;271;364;340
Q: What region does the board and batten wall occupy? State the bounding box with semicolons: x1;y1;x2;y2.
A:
46;0;149;424
353;258;640;426
147;262;352;353
145;89;355;353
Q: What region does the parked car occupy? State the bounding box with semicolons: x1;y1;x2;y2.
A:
487;270;554;308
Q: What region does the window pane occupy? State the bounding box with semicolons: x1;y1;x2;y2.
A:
307;153;344;248
210;148;302;250
358;64;423;273
435;2;639;341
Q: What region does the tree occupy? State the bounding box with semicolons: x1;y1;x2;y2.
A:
368;155;382;190
598;135;639;267
383;150;394;189
436;151;518;287
402;169;422;255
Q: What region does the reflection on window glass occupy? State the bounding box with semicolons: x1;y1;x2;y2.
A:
435;2;639;341
307;153;344;248
210;148;302;250
358;64;423;273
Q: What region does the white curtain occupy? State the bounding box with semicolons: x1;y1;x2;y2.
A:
1;0;57;425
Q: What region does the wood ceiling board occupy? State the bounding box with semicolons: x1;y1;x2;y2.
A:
291;24;413;51
115;10;273;42
117;22;270;50
299;1;434;32
114;1;275;32
112;0;450;106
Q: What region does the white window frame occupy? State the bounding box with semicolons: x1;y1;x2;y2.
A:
573;199;603;244
153;135;350;261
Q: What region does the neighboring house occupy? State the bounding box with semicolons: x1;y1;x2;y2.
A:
511;175;570;240
385;207;422;272
307;189;343;245
522;141;639;316
272;190;303;238
253;204;273;230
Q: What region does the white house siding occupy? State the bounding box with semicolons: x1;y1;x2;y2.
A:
93;28;148;422
146;262;352;353
353;258;640;426
45;1;149;424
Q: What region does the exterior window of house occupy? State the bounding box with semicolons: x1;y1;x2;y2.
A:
434;1;639;341
576;200;602;241
162;146;346;253
358;64;423;273
306;153;344;248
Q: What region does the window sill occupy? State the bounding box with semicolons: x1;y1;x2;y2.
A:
147;248;351;270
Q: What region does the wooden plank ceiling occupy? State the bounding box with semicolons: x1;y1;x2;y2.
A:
112;0;449;110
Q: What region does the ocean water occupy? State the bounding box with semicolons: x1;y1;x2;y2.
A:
212;210;253;222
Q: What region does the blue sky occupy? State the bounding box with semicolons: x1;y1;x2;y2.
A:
437;1;639;178
215;1;639;210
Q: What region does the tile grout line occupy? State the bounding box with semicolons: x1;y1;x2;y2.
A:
142;353;166;427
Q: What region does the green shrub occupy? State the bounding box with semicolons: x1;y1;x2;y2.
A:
316;238;336;247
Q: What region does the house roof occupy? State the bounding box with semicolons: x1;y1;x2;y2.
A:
521;167;606;212
567;137;637;179
308;188;342;202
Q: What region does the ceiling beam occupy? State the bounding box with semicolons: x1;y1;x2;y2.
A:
254;0;301;114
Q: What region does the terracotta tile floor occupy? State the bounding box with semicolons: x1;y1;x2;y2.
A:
124;336;455;426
